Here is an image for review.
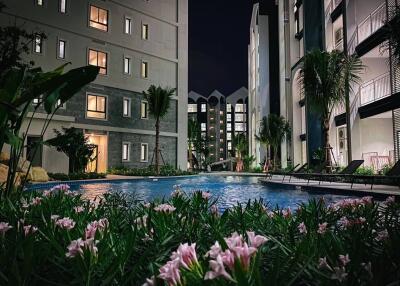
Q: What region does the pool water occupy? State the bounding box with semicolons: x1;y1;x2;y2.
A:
33;175;355;210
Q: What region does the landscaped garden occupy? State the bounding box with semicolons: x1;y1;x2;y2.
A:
1;185;399;285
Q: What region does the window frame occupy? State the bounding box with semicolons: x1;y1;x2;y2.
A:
33;34;44;54
123;56;131;75
140;143;149;162
86;93;108;120
88;48;108;75
57;38;66;59
59;0;67;13
89;4;109;32
141;61;148;79
201;103;207;113
124;16;132;35
122;142;131;162
141;23;149;40
141;100;148;119
122;97;131;118
35;0;44;7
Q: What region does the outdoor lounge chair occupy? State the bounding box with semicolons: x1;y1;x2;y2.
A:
268;163;300;181
285;163;308;182
347;160;400;189
295;160;364;186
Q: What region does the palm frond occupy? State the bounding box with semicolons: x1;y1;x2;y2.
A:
142;85;175;120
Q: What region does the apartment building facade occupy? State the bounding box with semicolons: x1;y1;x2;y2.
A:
248;1;280;166
278;0;399;171
0;0;188;173
188;88;248;167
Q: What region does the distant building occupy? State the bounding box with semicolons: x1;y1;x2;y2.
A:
188;88;248;167
0;0;188;172
248;1;280;166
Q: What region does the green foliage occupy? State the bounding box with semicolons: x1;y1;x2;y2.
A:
48;172;106;181
243;155;256;172
381;164;392;175
354;166;375;176
108;165;195;177
46;127;97;174
233;132;247;159
250;166;263;173
0;188;399;285
255;114;290;170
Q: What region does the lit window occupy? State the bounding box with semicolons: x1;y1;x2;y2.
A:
227;124;232;131
141;143;148;162
124;57;131;74
142;24;149;40
34;34;43;54
188;104;197;113
58;39;66;59
235;123;245;132
59;0;66;13
227;104;232;112
141;61;148;78
227;113;232;122
33;97;40;106
87;94;106;119
235;104;245;113
220;111;224;115
122;143;130;161
37;0;43;6
227;133;232;140
201;132;206;138
235;114;244;122
56;99;64;108
124;17;132;34
88;49;107;75
141;100;148;119
220;139;224;143
89;5;108;32
201;104;206;112
123;98;131;117
228;142;232;150
201;123;206;131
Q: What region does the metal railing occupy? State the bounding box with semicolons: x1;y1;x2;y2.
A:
348;2;387;54
325;0;342;19
360;73;391;105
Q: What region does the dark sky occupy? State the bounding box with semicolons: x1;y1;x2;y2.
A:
188;1;255;97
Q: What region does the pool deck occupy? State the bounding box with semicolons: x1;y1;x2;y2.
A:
260;175;400;198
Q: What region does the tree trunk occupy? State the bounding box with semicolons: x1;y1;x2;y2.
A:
273;146;278;171
155;119;160;176
323;119;332;173
188;143;193;171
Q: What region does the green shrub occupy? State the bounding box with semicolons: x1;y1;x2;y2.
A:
380;164;392;175
0;187;399;285
48;172;106;181
250;166;263;173
354;166;375;175
108;165;195;177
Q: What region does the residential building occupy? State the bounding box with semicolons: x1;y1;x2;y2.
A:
278;0;399;172
0;0;188;173
248;1;280;166
188;88;248;167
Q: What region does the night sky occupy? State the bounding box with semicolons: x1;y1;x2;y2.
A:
188;0;256;97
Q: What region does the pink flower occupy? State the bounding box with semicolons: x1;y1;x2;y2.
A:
376;229;389;241
158;258;181;286
98;218;109;231
170;243;198;270
337;216;351;230
0;222;13;235
23;225;38;236
232;242;257;270
361;196;373;205
66;238;84;258
85;222;98;239
83;238;99;257
358;217;366;224
56;217;76;230
202;191;211;200
206;241;222;259
220;249;235;270
246;231;268;248
318;257;332;271
317;222;328;234
298;222;307;234
210;205;219;216
43;190;52;197
267;211;275;218
385;196;395;205
50;184;70;192
142;276;155;286
339;254;350;266
31;197;42;206
143;202;151;209
50;215;60;222
74;206;84;213
154;204;176;213
204;254;234;281
171;189;183;197
331;267;348;282
225;232;243;249
135;215;148;228
282;208;291;218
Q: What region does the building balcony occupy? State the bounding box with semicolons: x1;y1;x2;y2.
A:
348;2;386;55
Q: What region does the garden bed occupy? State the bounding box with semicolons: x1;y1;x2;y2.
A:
108;165;196;177
48;172;107;181
0;185;399;285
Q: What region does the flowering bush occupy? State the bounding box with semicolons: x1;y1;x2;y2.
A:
0;185;399;285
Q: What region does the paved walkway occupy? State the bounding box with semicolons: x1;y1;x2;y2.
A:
260;175;400;198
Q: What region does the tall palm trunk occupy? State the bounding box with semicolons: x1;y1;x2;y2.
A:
155;118;160;175
273;146;278;171
188;143;193;171
323;119;332;172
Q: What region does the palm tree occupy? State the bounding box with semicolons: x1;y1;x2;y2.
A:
299;49;363;171
382;5;400;65
187;119;199;171
255;114;290;171
143;85;175;175
234;133;247;172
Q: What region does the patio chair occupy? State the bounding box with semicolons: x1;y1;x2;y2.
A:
268;163;300;181
286;163;308;182
350;159;400;189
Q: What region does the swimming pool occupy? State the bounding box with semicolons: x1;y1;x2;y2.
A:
30;175;356;210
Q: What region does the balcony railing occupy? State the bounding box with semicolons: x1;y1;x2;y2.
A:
332;73;391;124
348;2;387;54
325;0;342;18
360;72;391;105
